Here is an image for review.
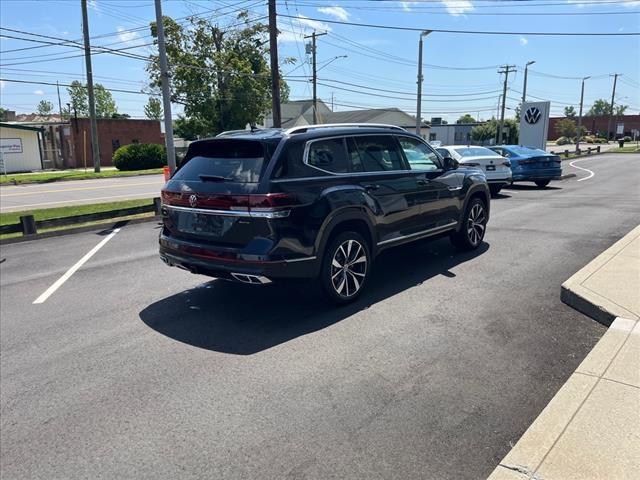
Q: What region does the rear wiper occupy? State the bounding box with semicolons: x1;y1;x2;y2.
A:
199;174;232;182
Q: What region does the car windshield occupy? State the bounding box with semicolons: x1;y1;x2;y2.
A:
505;146;547;156
453;147;498;157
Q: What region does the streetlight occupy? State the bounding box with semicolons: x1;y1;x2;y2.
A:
316;55;347;72
416;30;431;136
521;60;536;105
576;76;590;152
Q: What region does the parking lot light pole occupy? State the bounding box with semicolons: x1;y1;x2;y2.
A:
415;30;431;136
521;60;535;105
576;76;590;152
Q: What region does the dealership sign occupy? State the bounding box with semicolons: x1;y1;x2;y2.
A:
519;101;550;150
0;138;23;154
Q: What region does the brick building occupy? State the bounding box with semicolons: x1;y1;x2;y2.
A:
548;114;640;141
67;118;163;168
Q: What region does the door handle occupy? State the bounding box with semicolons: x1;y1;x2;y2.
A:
416;179;428;186
364;184;380;191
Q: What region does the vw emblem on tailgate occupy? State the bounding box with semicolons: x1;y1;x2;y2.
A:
189;194;198;208
524;107;541;124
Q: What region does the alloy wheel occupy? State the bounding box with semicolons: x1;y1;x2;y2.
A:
330;239;368;298
466;203;486;246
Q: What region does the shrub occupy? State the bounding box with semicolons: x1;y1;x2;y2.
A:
113;143;167;170
623;136;632;142
582;135;596;144
555;136;572;145
593;137;608;144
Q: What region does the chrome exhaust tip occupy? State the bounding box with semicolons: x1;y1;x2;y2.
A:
231;273;272;285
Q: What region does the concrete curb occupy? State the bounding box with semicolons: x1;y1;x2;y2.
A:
561;225;640;326
0;215;161;246
559;173;576;180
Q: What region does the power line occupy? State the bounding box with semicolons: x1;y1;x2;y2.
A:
277;13;640;36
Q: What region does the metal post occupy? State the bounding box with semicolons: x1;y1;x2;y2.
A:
268;0;281;128
607;73;619;141
81;0;101;173
154;0;176;174
576;76;589;152
521;60;535;105
415;31;431;136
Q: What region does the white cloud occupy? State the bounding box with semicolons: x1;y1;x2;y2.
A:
0;80;5;90
34;90;44;95
399;1;417;11
317;6;349;21
278;29;303;43
117;27;140;47
441;0;474;16
295;14;332;32
519;36;528;46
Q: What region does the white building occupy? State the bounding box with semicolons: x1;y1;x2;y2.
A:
0;122;44;173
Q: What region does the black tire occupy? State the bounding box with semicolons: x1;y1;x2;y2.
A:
450;197;487;251
535;180;550;188
321;231;371;304
489;184;502;197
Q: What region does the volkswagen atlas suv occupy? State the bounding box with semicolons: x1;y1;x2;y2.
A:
159;124;490;303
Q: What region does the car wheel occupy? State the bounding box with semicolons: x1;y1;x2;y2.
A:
535;180;550;188
489;185;502;197
450;197;487;251
321;231;370;304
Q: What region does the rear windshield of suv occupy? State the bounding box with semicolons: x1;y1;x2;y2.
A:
174;140;268;183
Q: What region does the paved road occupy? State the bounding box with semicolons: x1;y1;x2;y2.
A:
0;174;165;212
1;154;638;479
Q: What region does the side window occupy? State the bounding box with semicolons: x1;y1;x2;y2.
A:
306;138;348;173
352;135;406;172
398;136;442;171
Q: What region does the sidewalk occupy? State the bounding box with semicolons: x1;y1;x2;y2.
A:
488;225;640;480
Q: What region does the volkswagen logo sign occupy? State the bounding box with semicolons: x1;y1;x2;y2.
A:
524;107;542;124
189;194;198;208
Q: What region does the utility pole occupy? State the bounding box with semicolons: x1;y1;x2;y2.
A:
81;0;101;173
415;30;431;136
607;73;620;141
576;76;590;152
268;0;281;128
304;31;326;124
56;81;63;117
521;60;535;105
497;65;516;145
154;0;176;174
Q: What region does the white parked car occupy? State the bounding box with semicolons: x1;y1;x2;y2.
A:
436;145;512;197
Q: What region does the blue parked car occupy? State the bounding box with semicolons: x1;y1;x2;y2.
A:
489;145;562;188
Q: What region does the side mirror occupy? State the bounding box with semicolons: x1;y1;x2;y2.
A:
443;156;459;170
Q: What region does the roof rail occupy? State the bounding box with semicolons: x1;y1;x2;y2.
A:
284;123;406;135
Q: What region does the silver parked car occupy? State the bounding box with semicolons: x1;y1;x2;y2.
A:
436;146;512;197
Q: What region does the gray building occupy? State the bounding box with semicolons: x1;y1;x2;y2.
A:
428;122;485;146
264;100;430;139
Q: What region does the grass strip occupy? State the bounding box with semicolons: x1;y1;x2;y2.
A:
0;168;163;185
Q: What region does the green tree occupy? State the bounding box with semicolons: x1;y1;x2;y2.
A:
564;106;576;118
555;118;577;138
36;100;54;118
144;97;163;120
0;107;6;121
471;119;496;143
147;12;290;138
457;114;476;124
586;98;629;117
65;81;118;118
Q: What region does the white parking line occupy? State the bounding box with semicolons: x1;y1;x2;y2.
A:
33;228;121;304
569;158;596;182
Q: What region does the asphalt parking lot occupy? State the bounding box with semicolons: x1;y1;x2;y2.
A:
1;154;639;479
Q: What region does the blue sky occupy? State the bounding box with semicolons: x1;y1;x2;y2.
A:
1;0;638;122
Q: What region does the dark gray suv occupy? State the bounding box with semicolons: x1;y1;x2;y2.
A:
160;124;490;303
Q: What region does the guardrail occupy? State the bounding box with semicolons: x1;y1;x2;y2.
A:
1;197;162;237
549;146;601;158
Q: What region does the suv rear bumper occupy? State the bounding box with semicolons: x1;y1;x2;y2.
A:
159;230;318;282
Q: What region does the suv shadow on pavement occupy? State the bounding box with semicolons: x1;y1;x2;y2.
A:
139;238;489;355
